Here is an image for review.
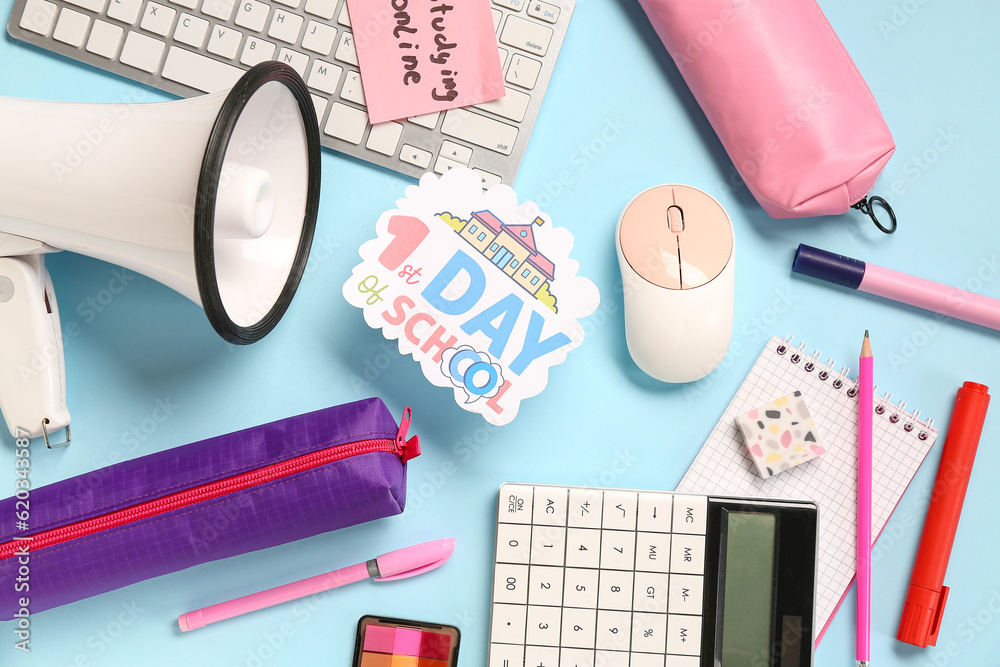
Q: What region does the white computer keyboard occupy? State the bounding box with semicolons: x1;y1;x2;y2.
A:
7;0;574;185
489;482;819;667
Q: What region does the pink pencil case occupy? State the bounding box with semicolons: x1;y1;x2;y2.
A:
638;0;895;227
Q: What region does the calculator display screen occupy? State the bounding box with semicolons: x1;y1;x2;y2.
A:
720;511;777;666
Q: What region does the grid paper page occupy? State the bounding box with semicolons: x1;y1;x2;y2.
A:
677;336;938;646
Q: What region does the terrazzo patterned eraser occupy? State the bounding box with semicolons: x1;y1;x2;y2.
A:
736;391;826;478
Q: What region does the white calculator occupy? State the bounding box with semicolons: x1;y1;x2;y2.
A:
488;483;818;667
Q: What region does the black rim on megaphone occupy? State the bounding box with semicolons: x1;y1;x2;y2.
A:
194;61;321;345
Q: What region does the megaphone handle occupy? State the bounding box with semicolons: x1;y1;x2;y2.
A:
0;256;71;444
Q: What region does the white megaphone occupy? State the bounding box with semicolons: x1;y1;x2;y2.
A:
0;62;321;447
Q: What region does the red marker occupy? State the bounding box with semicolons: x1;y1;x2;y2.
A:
896;382;990;647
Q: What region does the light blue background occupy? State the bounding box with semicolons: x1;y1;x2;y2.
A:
2;0;999;665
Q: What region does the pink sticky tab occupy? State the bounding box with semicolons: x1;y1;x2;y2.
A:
345;0;505;123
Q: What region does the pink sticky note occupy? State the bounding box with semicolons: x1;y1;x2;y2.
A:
346;0;505;123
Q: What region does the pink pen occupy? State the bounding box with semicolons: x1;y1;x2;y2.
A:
178;538;456;631
857;332;873;667
792;245;1000;331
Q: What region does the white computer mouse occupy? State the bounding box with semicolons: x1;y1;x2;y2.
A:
616;184;735;383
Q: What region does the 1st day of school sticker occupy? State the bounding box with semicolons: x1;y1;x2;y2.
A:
343;168;600;425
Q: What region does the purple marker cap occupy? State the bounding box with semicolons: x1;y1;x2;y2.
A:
792;244;867;289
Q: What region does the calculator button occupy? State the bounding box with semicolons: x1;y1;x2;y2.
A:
667;574;704;615
595;609;631;650
671;495;707;535
637;492;673;533
565;528;601;569
666;614;702;656
631;611;668;653
560;607;597;648
597;570;633;611
595;649;630;667
560;648;595;667
499;484;533;524
669;534;706;575
493;563;529;604
663;655;699;667
491;603;527;644
496;523;532;564
599;530;636;570
528;565;564;606
563;568;599;609
524;645;559;666
530;525;566;566
601;491;638;531
525;605;562;646
568;488;603;528
532;487;568;526
635;532;671;573
633;571;669;613
630;653;665;667
489;642;524;667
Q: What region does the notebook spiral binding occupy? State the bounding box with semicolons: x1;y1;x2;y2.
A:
777;334;935;439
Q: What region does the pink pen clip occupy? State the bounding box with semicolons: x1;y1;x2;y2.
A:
178;538;455;632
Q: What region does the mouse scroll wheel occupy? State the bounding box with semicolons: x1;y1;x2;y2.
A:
666;205;685;233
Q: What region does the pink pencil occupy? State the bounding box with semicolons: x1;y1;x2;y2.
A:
857;332;873;667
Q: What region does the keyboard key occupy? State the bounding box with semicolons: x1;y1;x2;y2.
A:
527;564;563;606
276;48;309;76
366;122;403;156
601;491;637;531
561;648;595;667
637;492;673;533
596;650;631;667
439;141;472;164
564;528;600;569
525;605;562;646
671;495;707;535
340;70;365;105
324;102;367;143
273;0;300;7
240;36;276;66
434;155;464;175
600;530;636;570
442;109;518;155
162;46;244;92
307;59;342;94
335;31;358;65
19;0;57;36
207;25;244;59
630;653;665;667
530;525;566;566
500;15;553;57
631;612;667;654
496;522;531;564
563;568;598;608
474;168;503;189
499;484;533;524
493;0;524;10
597;570;633;611
140;2;176;37
667;574;703;615
476;87;531;123
235;0;271;31
65;0;107;13
86;20;124;58
201;0;237;21
174;13;209;48
407;112;440;129
169;0;198;9
310;94;328;122
567;487;603;528
493;563;529;604
532;486;568;526
595;610;631;651
301;20;336;55
527;0;560;23
303;0;335;19
524;645;559;667
491;8;501;32
53;8;90;47
666;614;702;656
506;53;542;89
120;31;166;72
497;46;509;68
669;534;705;575
635;532;671;573
560;607;597;649
633;571;669;613
489;644;524;667
399;144;432;169
490;603;527;645
337;2;350;26
267;9;303;43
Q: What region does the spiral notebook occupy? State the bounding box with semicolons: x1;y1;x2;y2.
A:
677;335;939;647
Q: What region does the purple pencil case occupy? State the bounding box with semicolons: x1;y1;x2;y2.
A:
0;397;419;619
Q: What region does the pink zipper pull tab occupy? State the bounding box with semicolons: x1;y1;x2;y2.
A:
396;407;421;463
